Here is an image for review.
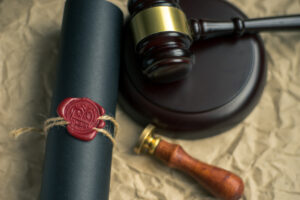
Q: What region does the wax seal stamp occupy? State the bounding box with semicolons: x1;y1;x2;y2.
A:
57;98;106;141
135;125;244;200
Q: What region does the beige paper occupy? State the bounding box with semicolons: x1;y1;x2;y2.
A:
0;0;299;199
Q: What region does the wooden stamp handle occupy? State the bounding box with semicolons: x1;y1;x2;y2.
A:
155;140;244;200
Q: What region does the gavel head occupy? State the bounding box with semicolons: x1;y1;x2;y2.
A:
128;0;195;83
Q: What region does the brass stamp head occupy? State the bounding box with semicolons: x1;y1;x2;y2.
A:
135;124;161;155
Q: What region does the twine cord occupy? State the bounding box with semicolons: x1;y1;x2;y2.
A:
43;117;69;133
10;115;119;145
10;127;44;138
93;115;119;145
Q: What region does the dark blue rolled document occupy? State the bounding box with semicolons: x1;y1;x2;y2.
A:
40;0;123;199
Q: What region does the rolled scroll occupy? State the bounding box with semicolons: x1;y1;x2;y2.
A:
40;0;123;199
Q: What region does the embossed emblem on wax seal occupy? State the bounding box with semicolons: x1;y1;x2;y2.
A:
57;98;106;141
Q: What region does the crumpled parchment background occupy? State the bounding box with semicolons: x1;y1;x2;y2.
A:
0;0;299;199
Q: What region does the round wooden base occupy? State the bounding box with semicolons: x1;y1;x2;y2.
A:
120;0;267;138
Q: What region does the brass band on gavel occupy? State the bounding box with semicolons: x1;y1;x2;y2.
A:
130;6;192;45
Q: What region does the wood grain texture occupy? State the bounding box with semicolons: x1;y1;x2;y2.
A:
155;140;244;200
121;0;266;134
128;0;194;83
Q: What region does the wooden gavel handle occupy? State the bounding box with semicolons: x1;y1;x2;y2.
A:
190;15;300;40
154;140;244;200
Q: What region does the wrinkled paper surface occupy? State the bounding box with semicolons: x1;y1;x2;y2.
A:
0;0;299;199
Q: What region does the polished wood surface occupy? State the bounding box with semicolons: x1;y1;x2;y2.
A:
190;15;300;40
136;32;193;83
128;0;193;83
120;0;266;135
128;0;299;83
155;140;244;200
128;0;180;16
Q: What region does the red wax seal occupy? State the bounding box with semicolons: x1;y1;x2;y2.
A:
57;98;106;141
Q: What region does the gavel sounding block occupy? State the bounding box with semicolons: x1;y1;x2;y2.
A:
120;0;267;138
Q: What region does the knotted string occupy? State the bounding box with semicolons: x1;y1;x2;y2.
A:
10;115;119;145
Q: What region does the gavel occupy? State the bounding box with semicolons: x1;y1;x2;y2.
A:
135;125;244;200
128;0;300;83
